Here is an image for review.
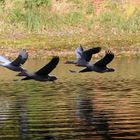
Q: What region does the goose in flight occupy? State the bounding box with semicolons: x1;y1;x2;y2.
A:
65;45;101;67
0;49;28;72
17;56;59;81
79;50;115;73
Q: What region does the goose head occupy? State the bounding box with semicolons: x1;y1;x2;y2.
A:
48;75;57;81
106;68;115;72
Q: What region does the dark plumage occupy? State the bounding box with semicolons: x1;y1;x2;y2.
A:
0;49;28;71
17;56;59;81
83;47;101;62
80;50;115;73
65;45;101;66
11;49;28;66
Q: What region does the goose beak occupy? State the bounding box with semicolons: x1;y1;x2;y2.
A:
53;77;57;81
108;68;115;72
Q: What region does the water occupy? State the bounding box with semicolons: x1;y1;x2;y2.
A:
0;58;140;140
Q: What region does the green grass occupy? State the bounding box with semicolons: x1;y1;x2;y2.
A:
0;32;139;50
0;0;139;33
0;0;139;58
0;32;139;58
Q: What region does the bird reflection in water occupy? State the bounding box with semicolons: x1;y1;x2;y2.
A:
76;94;112;140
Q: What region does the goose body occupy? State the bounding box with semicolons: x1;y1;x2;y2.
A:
65;45;101;67
17;56;59;82
0;49;28;72
3;63;23;71
80;50;115;73
21;73;57;81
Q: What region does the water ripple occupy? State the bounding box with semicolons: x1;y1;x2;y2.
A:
0;59;140;140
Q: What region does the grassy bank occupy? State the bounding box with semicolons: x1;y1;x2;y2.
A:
0;0;140;58
0;0;139;33
0;32;140;58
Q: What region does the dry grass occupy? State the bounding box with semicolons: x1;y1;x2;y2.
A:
0;0;139;33
0;0;139;58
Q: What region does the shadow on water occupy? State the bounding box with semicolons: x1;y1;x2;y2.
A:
15;95;29;140
0;58;140;140
76;94;112;140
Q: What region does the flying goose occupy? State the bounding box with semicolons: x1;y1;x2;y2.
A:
79;50;115;73
0;49;28;72
17;56;59;81
65;45;101;67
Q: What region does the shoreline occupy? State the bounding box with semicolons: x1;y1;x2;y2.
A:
0;33;140;59
0;47;140;59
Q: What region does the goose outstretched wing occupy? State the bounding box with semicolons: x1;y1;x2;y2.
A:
94;50;114;67
83;47;101;62
19;49;28;64
10;55;22;67
75;45;84;59
10;49;27;67
0;55;11;64
35;56;59;76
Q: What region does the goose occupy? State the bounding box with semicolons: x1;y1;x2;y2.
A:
0;49;28;72
79;50;115;73
17;56;59;81
65;45;101;67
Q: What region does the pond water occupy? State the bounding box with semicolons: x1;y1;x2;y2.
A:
0;58;140;140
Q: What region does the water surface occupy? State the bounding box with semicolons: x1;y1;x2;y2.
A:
0;58;140;140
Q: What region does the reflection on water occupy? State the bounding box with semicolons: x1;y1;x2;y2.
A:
0;58;140;140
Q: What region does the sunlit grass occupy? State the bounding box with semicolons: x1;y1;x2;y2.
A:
0;33;139;50
0;0;139;58
0;0;139;33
